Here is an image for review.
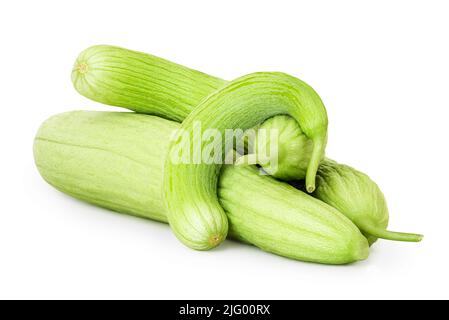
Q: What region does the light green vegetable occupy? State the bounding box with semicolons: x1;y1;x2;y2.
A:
164;72;328;249
71;45;321;181
34;111;368;264
236;115;321;180
72;45;226;122
315;159;423;244
248;115;422;244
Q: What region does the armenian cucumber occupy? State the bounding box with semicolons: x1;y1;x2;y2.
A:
72;45;323;182
72;45;226;122
164;72;327;249
236;115;320;180
249;115;422;244
33;111;368;264
314;159;423;244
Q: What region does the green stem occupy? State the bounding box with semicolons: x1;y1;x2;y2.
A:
358;222;423;242
305;136;326;193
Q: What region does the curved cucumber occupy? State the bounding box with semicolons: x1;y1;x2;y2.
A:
164;72;328;249
235;115;320;180
72;45;325;181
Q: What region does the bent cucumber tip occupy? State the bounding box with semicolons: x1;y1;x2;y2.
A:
305;135;326;193
306;184;316;193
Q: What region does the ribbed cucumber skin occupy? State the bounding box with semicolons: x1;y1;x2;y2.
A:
34;111;368;264
163;72;328;250
34;111;175;222
314;159;423;243
71;45;325;183
219;165;369;264
72;45;226;121
237;114;316;180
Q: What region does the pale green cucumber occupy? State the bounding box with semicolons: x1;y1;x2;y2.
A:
314;159;423;244
164;72;328;249
72;45;226;122
235;115;320;180
244;115;422;244
72;45;322;181
34;111;368;264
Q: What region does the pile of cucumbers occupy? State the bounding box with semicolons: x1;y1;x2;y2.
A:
34;45;422;265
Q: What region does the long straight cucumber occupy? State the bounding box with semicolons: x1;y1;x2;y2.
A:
34;111;368;265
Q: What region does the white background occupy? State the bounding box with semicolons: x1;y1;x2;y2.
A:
0;0;448;300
